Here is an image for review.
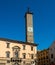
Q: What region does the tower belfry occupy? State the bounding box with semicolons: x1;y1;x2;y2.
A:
25;8;34;43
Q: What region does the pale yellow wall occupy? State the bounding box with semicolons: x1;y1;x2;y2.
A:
0;40;37;59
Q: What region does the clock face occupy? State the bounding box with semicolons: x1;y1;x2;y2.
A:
28;27;33;32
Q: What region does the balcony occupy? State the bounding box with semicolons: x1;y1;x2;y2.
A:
11;57;22;62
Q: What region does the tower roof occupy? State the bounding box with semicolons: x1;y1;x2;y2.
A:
25;8;33;17
26;8;33;14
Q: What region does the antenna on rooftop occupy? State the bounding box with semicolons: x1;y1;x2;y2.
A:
27;7;30;13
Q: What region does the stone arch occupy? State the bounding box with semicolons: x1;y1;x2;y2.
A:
14;62;19;65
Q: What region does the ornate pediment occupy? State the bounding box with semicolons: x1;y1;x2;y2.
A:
12;46;20;51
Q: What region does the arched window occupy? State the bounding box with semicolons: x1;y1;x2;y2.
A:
14;49;18;58
12;46;20;58
6;51;10;58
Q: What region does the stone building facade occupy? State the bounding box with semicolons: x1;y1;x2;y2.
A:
49;41;55;65
0;9;37;65
37;49;50;65
0;38;37;65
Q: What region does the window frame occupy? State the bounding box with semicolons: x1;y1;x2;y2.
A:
23;53;26;59
6;42;10;48
23;45;26;50
31;54;34;59
31;46;33;51
6;51;10;58
51;54;53;58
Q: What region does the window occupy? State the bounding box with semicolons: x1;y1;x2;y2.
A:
7;60;10;63
47;60;48;63
23;61;25;64
46;56;48;59
51;54;53;58
6;51;10;58
23;45;25;50
44;57;45;59
14;50;18;58
7;43;10;48
23;53;26;59
12;46;20;58
31;54;34;59
31;46;33;51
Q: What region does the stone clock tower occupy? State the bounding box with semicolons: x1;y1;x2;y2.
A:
25;8;34;43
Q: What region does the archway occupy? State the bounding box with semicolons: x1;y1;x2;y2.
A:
14;62;19;65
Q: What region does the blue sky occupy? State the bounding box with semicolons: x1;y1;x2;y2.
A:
0;0;55;50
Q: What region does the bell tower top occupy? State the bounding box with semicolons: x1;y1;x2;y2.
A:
25;8;33;15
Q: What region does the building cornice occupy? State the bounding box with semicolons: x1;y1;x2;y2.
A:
0;38;38;46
